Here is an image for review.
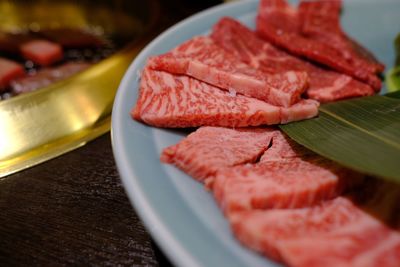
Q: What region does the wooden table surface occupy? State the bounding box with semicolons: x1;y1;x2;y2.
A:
0;134;171;266
0;1;221;265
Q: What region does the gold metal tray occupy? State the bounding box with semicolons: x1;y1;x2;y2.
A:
0;0;159;178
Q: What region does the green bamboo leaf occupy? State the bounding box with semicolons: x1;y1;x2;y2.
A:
386;67;400;92
280;93;400;183
386;33;400;92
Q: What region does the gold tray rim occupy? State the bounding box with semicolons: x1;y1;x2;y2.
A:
0;1;160;178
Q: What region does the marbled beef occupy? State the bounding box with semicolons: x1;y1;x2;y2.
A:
256;0;382;90
230;197;400;267
147;36;308;107
211;17;375;102
161;126;274;182
132;68;319;128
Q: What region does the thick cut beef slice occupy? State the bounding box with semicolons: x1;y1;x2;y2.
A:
147;36;308;107
230;197;360;261
20;40;63;66
280;228;400;267
299;0;384;75
213;156;359;214
0;58;25;90
211;17;375;102
213;130;362;213
230;197;400;267
132;68;319;128
305;70;375;101
161;126;274;182
256;0;382;90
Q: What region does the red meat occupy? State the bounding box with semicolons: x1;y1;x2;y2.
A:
213;131;362;214
147;36;308;107
0;57;25;90
211;17;375;102
230;197;400;266
213;157;359;214
132;68;319;128
256;0;382;90
161;126;274;182
20;40;63;66
299;0;384;74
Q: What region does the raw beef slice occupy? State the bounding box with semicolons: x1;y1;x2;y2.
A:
298;0;384;74
161;126;275;182
0;57;25;90
211;17;375;102
256;0;382;90
213;155;360;214
230;197;400;266
147;36;308;107
213;130;362;213
20;39;63;66
132;68;319;128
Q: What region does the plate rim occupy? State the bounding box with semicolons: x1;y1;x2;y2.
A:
111;0;398;266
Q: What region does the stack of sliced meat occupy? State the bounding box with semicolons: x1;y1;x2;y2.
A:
133;35;319;128
147;36;309;107
161;126;400;267
132;67;318;128
211;17;375;103
131;1;392;266
133;1;384;127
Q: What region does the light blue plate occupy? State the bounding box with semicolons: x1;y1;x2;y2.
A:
111;1;399;266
